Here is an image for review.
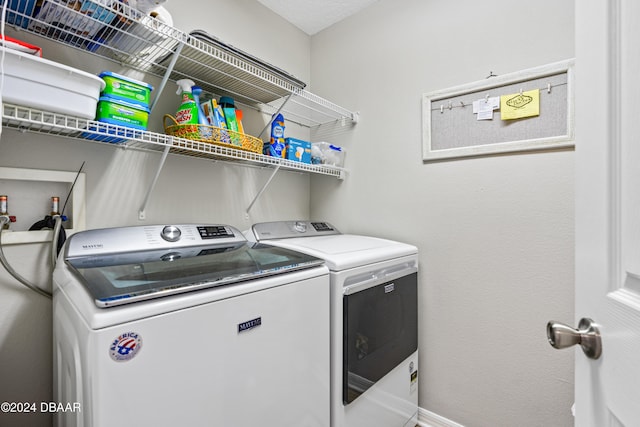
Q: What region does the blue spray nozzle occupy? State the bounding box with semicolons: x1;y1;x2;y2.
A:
190;85;209;127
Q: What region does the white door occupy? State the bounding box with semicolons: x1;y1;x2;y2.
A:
568;0;640;425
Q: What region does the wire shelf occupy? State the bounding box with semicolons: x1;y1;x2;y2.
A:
1;103;347;178
0;0;358;127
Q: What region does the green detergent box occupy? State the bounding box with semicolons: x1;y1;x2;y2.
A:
99;71;153;108
285;137;312;163
84;96;150;143
96;96;150;130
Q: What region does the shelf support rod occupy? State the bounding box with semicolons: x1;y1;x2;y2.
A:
246;164;282;214
258;92;295;139
139;40;185;219
139;144;171;220
149;42;185;112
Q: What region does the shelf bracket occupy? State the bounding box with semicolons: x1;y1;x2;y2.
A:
139;144;171;220
258;92;295;139
149;42;185;113
246;164;282;214
139;40;186;220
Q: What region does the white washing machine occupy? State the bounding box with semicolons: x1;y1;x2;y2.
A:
247;220;419;427
52;224;330;427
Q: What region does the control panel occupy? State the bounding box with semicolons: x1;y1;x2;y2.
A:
251;220;340;241
310;222;335;232
197;225;235;239
65;224;244;258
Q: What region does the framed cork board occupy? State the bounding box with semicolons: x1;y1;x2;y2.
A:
422;59;574;161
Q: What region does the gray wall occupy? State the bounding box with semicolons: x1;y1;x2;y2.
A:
309;0;576;426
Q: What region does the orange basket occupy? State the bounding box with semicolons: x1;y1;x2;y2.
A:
163;114;263;154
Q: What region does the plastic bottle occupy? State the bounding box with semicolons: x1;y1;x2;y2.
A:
0;195;16;230
219;96;240;133
235;109;245;134
0;195;9;230
219;96;243;146
190;86;208;126
50;196;60;216
210;99;226;129
191;85;212;139
175;79;198;125
269;113;286;158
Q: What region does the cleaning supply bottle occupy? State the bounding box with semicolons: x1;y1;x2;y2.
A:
175;79;198;125
213;100;228;130
219;96;242;146
219;96;239;133
269;113;286;158
191;86;208;126
235;109;245;134
191;85;212;139
202;98;231;144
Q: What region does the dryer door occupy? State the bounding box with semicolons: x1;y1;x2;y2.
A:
343;270;418;404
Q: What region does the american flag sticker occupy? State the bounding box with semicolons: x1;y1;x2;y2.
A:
109;332;143;362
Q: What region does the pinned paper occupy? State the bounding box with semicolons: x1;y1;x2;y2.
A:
500;89;540;120
473;97;500;121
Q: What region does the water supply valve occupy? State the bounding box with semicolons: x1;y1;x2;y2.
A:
0;214;16;230
0;215;16;223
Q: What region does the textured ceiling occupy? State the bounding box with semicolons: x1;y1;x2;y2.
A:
255;0;379;35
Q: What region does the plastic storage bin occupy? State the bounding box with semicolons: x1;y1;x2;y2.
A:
82;96;150;143
0;46;105;119
0;35;42;56
95;96;150;129
99;71;153;107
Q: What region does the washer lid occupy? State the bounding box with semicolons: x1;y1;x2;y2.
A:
261;234;417;271
63;224;324;307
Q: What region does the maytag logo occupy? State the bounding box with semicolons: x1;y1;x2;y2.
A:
384;283;395;293
238;317;262;333
82;243;104;250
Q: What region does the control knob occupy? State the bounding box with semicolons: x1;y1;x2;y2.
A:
161;225;182;242
293;221;308;233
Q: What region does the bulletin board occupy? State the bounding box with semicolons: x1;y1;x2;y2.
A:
422;59;574;161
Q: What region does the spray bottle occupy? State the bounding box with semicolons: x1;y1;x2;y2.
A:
191;86;208;127
175;79;198;125
191;85;212;140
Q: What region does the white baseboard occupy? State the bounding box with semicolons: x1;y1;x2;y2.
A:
417;407;465;427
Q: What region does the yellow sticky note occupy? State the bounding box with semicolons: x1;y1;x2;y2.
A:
500;89;540;120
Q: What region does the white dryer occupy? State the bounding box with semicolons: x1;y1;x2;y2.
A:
53;224;330;427
247;220;419;427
